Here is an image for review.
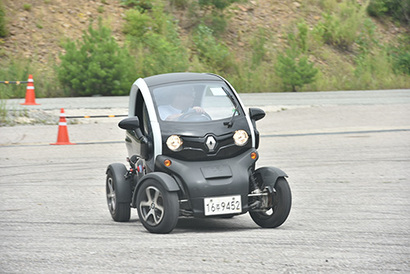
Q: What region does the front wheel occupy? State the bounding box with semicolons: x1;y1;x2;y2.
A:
136;179;179;234
250;177;291;228
106;169;131;222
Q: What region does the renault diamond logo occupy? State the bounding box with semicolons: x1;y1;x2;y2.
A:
206;136;216;152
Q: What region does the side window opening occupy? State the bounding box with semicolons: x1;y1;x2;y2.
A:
135;90;152;138
142;103;150;136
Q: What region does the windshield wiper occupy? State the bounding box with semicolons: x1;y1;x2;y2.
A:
224;108;238;128
222;86;238;128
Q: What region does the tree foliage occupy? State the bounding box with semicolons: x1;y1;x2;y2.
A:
124;6;189;77
192;24;232;72
315;1;367;50
367;0;410;24
275;21;318;92
58;19;135;96
388;34;410;75
275;50;318;92
0;1;7;37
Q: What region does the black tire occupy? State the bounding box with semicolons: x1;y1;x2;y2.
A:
106;170;131;222
136;179;179;234
250;177;291;228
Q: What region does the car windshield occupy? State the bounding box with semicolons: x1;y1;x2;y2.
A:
152;82;239;122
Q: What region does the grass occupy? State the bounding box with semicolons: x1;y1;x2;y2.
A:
0;98;7;125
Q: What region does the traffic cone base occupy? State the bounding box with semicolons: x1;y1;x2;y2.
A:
20;90;40;105
21;74;40;105
51;108;75;145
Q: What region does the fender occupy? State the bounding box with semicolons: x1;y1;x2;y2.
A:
106;163;132;203
132;172;180;207
255;166;288;188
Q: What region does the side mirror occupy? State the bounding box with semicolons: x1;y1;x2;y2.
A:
118;117;140;130
119;116;149;145
249;108;265;121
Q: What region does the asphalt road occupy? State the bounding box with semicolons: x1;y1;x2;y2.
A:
1;90;409;273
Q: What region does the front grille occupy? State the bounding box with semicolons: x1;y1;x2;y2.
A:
163;132;252;161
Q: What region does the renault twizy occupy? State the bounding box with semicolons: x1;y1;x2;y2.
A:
106;73;291;233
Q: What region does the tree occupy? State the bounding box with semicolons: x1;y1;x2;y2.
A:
275;49;318;92
275;21;318;92
0;1;7;37
58;19;135;96
123;6;189;77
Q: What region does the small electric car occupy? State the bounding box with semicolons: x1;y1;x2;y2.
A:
106;72;291;233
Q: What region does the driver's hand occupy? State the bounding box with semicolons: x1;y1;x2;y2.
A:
192;106;205;113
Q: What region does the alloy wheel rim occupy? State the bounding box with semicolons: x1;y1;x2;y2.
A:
107;177;116;212
139;186;164;226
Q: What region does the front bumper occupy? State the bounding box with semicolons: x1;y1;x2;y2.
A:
155;149;258;217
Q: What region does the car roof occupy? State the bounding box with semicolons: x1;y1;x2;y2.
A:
143;72;223;87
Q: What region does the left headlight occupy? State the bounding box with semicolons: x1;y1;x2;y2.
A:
233;130;248;146
166;135;183;151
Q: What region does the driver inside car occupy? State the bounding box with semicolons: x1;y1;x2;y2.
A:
158;88;206;121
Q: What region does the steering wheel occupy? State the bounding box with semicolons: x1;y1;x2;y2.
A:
178;109;212;121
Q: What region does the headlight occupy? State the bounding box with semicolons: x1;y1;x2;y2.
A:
166;135;183;151
233;130;248;146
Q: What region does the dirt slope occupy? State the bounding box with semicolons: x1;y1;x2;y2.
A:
2;0;126;63
1;0;405;69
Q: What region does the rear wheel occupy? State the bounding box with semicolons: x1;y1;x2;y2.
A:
106;169;131;222
250;177;291;228
136;179;179;233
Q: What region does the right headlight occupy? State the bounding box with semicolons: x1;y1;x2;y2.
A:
166;135;183;151
233;130;248;146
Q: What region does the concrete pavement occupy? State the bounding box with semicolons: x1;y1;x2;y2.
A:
1;90;409;273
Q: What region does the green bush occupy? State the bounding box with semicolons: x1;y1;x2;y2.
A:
367;0;410;24
229;59;283;93
58;19;135;96
367;0;389;17
275;50;318;92
0;58;31;99
0;1;7;37
315;0;367;50
137;33;189;76
275;21;318;92
123;8;153;38
355;18;378;55
124;5;189;77
388;34;410;75
0;55;65;99
353;48;398;89
192;24;233;73
392;50;410;75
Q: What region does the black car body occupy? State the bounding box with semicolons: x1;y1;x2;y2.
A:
106;73;291;233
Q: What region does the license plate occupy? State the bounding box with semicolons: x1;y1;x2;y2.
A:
204;195;242;216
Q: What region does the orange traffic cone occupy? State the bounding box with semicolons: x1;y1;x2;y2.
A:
21;74;40;105
51;108;75;145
